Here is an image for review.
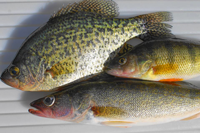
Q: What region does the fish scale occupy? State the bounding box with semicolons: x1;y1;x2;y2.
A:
1;0;174;91
105;38;200;81
29;80;200;127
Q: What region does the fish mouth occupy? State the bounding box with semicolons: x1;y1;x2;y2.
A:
1;70;19;88
104;67;124;77
29;101;47;117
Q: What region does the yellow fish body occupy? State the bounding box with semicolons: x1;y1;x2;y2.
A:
105;38;200;81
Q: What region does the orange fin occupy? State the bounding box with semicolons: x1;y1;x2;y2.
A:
91;106;126;119
45;69;55;78
101;121;134;127
181;112;200;121
159;81;182;86
159;78;184;82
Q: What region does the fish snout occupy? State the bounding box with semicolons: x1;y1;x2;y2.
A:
1;70;19;88
103;66;111;72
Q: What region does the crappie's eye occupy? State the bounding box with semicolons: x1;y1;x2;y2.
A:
9;66;20;77
43;96;55;106
119;58;127;65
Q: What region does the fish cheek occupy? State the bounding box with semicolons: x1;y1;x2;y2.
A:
52;95;73;118
122;55;137;75
140;60;152;75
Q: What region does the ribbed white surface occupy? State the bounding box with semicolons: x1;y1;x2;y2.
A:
1;0;200;132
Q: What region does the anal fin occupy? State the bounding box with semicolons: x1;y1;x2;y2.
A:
101;121;134;127
182;112;200;121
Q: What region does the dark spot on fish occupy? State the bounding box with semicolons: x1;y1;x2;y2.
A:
84;33;88;38
95;38;101;43
79;34;83;40
87;41;91;47
58;42;63;46
50;61;55;66
121;28;125;34
97;28;105;33
91;40;96;47
107;28;113;35
101;36;104;41
73;35;77;42
86;28;93;33
95;32;99;37
75;28;79;32
81;40;85;44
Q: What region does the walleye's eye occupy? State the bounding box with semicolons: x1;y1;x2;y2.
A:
119;58;127;65
9;66;20;77
43;96;55;106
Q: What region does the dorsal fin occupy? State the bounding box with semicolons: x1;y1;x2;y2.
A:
50;0;119;20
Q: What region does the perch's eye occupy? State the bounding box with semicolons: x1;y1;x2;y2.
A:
119;58;127;65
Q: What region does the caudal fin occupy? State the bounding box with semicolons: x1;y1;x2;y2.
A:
135;12;175;41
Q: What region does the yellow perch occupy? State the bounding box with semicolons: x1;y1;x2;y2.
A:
105;38;200;82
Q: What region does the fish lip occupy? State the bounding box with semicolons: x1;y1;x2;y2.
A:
29;101;45;116
103;66;111;71
1;71;20;89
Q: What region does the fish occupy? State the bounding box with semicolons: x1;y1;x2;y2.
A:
105;38;200;82
29;79;200;127
0;0;174;91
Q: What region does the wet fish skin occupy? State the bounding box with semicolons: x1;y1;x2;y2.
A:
0;0;173;91
105;38;200;81
29;80;200;127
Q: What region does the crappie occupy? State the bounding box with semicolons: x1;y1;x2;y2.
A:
105;38;200;81
29;80;200;127
1;0;174;91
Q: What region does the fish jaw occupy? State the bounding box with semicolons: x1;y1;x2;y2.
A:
1;70;19;88
105;66;139;78
29;99;54;118
28;109;47;118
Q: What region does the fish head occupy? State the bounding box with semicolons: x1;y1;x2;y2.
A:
29;93;74;120
1;62;38;91
105;53;152;78
105;53;139;78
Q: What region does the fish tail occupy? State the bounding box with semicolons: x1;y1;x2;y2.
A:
135;12;175;41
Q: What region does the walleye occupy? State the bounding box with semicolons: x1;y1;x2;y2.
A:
29;80;200;127
105;38;200;81
1;0;174;91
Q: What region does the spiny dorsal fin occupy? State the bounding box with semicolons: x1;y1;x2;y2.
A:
50;0;119;20
117;43;133;57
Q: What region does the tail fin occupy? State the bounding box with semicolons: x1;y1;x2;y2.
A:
135;12;175;41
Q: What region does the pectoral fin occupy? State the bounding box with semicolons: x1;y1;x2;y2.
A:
91;106;127;119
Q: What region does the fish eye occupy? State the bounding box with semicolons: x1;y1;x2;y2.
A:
119;57;127;65
43;96;55;106
9;66;20;77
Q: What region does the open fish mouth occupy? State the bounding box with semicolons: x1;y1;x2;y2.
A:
28;101;47;117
